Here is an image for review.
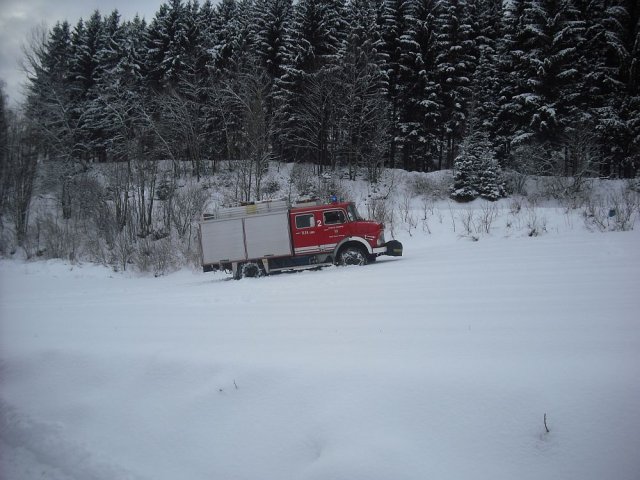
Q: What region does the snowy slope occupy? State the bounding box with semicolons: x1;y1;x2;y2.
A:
1;201;640;480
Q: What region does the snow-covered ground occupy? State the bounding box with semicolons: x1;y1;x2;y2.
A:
1;197;640;480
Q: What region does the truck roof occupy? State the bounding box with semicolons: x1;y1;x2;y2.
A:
290;201;352;214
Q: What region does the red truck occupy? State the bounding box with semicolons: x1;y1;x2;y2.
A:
199;198;402;279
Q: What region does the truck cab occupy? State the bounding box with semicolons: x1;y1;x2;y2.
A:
289;201;401;266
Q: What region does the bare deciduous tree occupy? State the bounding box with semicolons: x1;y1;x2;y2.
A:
289;71;340;174
3;111;39;244
218;67;273;202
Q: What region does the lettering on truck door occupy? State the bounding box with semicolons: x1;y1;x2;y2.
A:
292;211;320;255
320;209;347;252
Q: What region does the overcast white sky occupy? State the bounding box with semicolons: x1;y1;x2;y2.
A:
0;0;163;107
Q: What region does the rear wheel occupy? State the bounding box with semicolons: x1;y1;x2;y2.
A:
241;262;264;278
338;246;368;266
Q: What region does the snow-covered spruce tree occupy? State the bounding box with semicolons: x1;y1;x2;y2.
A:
553;0;618;178
475;154;506;201
93;14;147;165
144;0;193;92
451;108;505;202
470;0;503;152
67;11;106;163
274;0;347;168
495;0;530;161
450;154;478;202
0;85;9;229
396;0;442;172
252;0;293;82
451;147;505;202
435;0;476;169
251;0;294;158
337;0;389;182
380;0;412;168
517;0;582;160
83;10;124;164
620;0;640;178
210;0;256;75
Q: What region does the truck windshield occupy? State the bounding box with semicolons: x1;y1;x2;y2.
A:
347;204;363;222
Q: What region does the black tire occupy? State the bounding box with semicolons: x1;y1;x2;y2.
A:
338;246;368;266
241;262;263;278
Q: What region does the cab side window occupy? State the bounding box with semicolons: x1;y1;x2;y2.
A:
324;210;345;225
295;213;315;229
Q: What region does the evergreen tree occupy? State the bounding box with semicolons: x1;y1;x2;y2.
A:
41;21;73;87
145;0;192;92
117;16;148;89
69;12;104;100
83;10;124;162
396;0;441;171
253;0;293;81
619;0;640;176
475;154;505;201
338;0;389;180
568;0;627;176
97;16;149;164
66;12;105;162
251;0;294;157
470;0;503;145
0;84;8;223
495;0;530;159
274;0;347;165
451;104;504;202
380;0;412;167
519;0;583;146
450;154;478;202
209;0;257;76
435;0;476;168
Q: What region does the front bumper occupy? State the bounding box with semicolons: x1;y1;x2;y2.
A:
372;240;403;257
384;240;403;256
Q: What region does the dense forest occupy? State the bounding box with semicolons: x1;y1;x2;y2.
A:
0;0;639;269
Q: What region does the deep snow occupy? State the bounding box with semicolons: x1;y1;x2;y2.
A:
1;198;640;480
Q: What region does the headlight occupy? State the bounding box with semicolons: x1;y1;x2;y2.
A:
377;232;385;246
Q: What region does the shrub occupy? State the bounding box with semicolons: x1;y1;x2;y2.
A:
30;213;81;261
365;196;395;236
261;177;281;199
410;174;452;199
172;184;209;238
314;173;352;203
289;163;315;196
134;236;175;276
541;175;593;207
583;188;639;232
502;170;528;196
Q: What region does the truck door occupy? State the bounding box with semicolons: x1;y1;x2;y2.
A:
291;211;320;255
319;208;348;252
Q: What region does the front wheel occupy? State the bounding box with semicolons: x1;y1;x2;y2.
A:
338;246;368;266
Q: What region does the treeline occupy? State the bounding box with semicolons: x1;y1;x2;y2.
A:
18;0;640;183
1;0;639;260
